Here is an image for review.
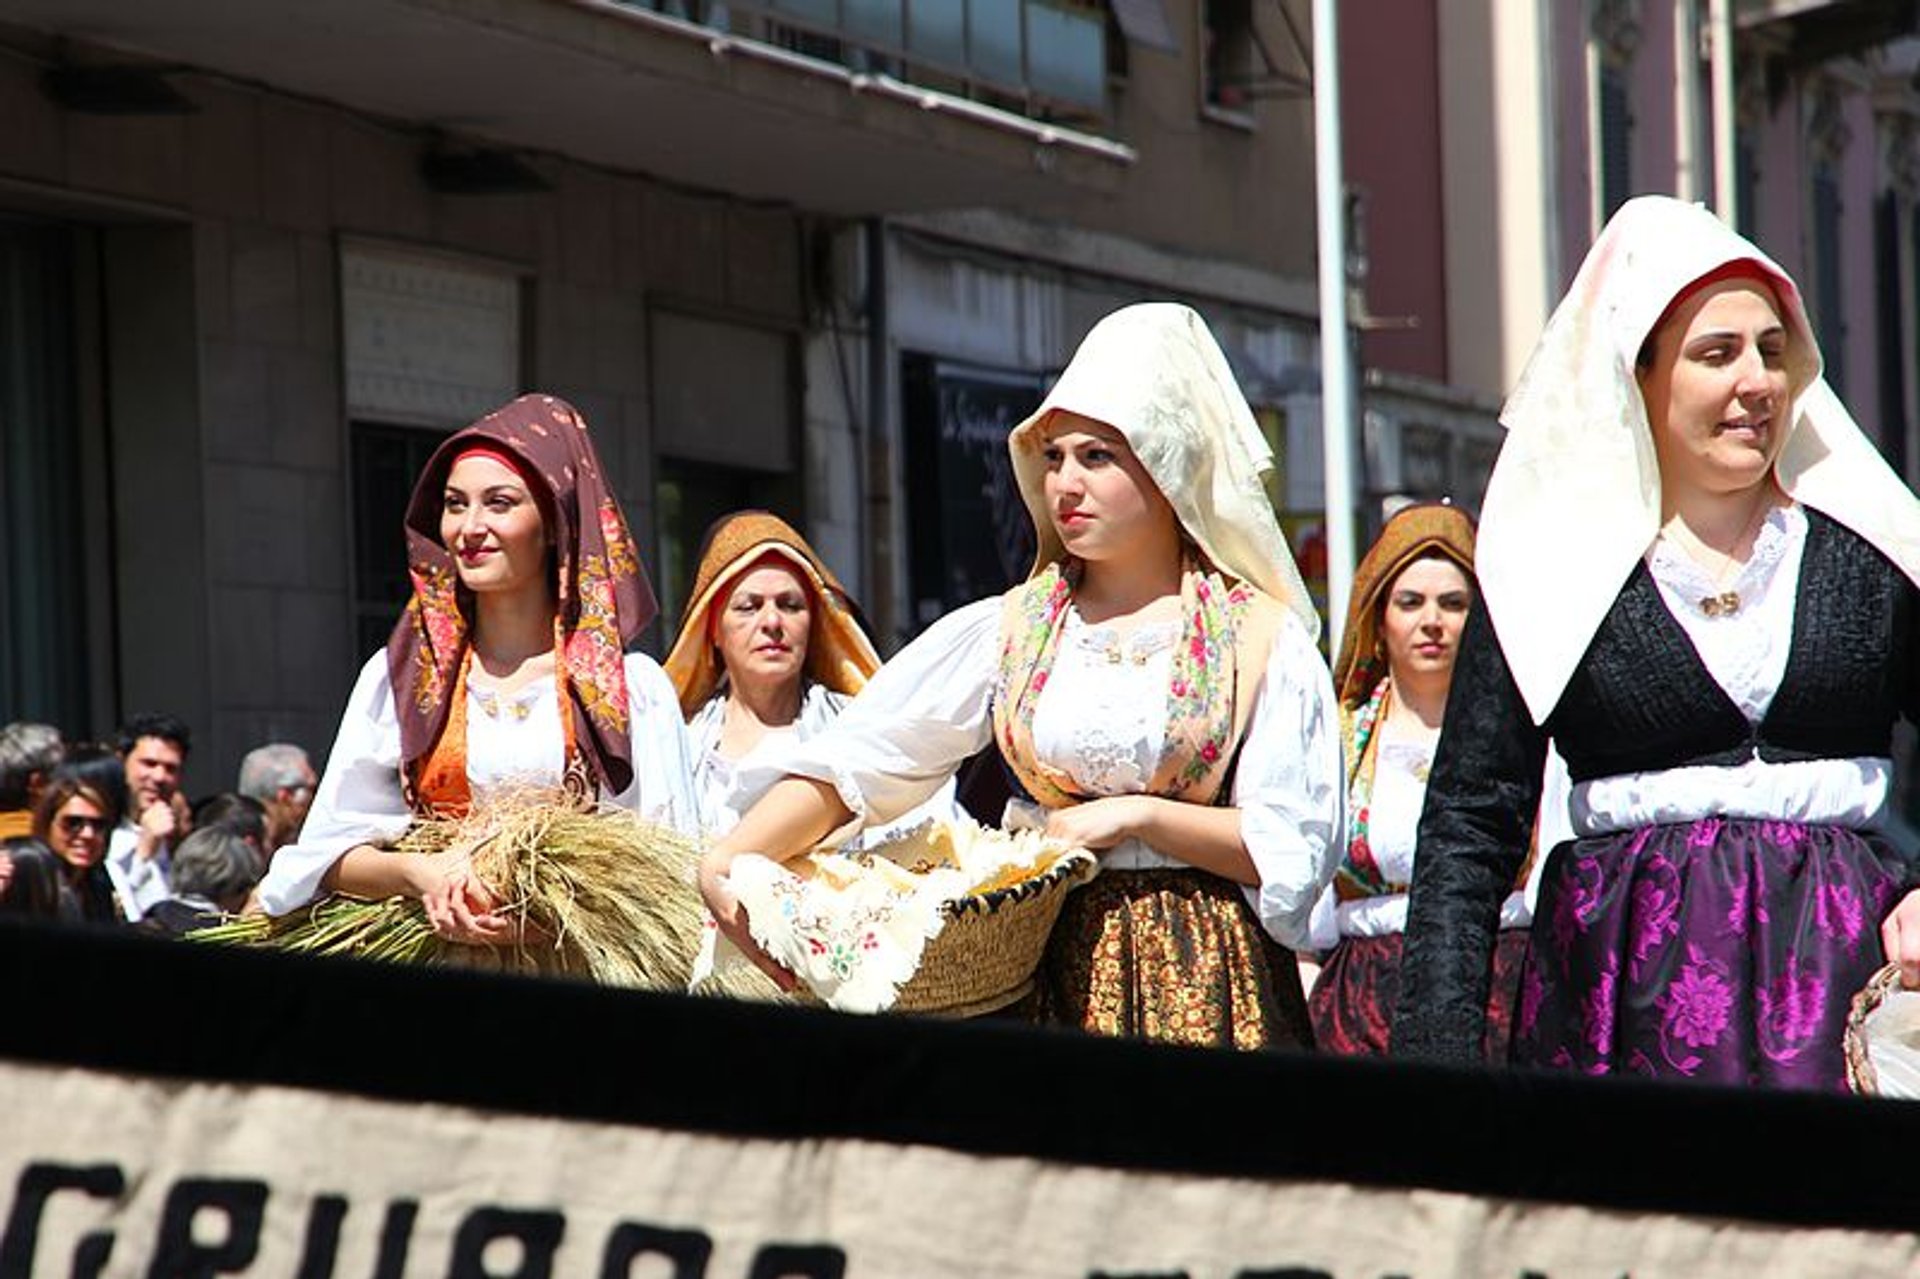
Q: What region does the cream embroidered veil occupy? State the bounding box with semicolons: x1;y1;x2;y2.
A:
1479;195;1920;723
1005;301;1321;639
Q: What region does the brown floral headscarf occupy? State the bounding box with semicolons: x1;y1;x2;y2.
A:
661;510;881;719
1331;502;1477;709
388;394;657;802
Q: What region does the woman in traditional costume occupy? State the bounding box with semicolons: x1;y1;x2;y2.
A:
1306;503;1530;1057
662;511;888;835
700;302;1342;1049
254;395;697;939
1393;196;1920;1090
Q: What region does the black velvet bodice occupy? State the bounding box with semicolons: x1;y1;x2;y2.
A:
1392;509;1920;1067
1548;511;1912;780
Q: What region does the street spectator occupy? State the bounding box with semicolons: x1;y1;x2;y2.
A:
33;770;124;924
107;713;193;922
236;743;317;855
0;722;65;840
139;826;261;937
190;792;270;867
0;837;64;919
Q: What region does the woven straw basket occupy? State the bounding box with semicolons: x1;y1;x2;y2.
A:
898;850;1096;1017
823;850;1097;1019
1840;962;1920;1099
1845;963;1906;1096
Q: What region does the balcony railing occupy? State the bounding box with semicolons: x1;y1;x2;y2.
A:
639;0;1109;119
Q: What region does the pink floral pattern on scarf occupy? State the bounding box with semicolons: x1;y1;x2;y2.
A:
389;396;657;807
991;559;1255;810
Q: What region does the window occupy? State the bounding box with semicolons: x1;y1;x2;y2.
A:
1876;191;1907;478
1811;163;1845;398
0;221;95;732
899;353;1045;631
349;424;447;658
1597;64;1633;221
653;458;801;638
1202;0;1255;115
1735;136;1759;241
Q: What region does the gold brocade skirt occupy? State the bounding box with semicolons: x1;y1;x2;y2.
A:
1034;868;1314;1051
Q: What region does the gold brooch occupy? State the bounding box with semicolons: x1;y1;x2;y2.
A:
1699;591;1742;618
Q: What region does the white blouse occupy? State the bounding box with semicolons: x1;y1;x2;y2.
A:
255;650;699;915
1306;731;1530;947
687;681;962;842
734;595;1345;949
1572;504;1891;836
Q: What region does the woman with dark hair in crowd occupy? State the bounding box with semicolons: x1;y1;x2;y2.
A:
254;395;697;941
29;771;124;924
0;837;64;918
699;303;1342;1048
1394;196;1920;1090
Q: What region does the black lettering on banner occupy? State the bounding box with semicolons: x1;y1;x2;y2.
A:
1235;1270;1336;1279
1088;1271;1191;1278
448;1208;566;1279
744;1244;848;1279
599;1223;713;1279
147;1178;268;1279
0;1162;127;1279
294;1196;349;1279
375;1200;420;1279
290;1196;418;1279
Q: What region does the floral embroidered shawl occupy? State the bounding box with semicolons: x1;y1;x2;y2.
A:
991;559;1284;810
1333;676;1397;900
389;394;656;811
1331;503;1476;709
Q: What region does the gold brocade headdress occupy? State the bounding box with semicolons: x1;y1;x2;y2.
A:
1004;302;1320;639
1332;503;1476;708
663;510;881;719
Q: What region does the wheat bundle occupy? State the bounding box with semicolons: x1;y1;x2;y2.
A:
194;791;767;996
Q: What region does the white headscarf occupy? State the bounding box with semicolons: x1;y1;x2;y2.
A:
1006;302;1320;638
1481;195;1920;724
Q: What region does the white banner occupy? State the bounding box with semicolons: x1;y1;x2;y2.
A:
3;1059;1916;1279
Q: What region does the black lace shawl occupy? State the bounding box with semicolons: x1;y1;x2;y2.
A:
1391;510;1920;1065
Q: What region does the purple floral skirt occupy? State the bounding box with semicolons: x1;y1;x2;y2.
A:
1514;818;1910;1091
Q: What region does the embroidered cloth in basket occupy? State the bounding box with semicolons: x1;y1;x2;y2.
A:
693;817;1095;1014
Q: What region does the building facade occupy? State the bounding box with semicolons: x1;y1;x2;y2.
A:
1343;0;1920;522
0;0;1328;792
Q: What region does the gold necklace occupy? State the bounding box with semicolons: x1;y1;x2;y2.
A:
1665;494;1773;618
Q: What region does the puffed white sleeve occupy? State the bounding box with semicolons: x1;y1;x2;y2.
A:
732;596;1002;838
609;653;701;837
254;651;412;916
1234;613;1346;949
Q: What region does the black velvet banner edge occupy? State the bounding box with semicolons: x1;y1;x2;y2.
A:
1;919;1913;1234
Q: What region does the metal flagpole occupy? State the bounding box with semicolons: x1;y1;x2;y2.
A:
1313;0;1356;655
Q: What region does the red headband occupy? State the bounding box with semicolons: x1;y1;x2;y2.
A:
451;444;532;482
448;443;555;526
705;550;817;645
1646;260;1785;350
